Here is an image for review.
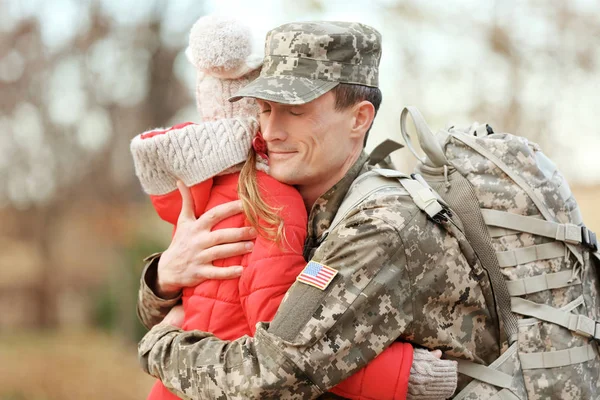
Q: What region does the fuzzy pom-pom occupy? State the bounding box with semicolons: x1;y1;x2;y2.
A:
186;15;258;78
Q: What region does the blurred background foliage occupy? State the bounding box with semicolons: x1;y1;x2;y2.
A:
0;0;598;398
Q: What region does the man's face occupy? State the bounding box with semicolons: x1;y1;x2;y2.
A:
256;92;356;188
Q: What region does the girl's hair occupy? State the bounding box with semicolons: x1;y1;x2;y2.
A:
238;149;286;245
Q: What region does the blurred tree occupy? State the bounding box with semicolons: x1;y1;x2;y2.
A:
380;0;598;152
0;0;203;329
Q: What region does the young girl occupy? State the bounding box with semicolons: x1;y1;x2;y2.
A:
131;16;456;400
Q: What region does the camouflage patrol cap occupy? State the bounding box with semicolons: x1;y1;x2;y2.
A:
229;21;382;105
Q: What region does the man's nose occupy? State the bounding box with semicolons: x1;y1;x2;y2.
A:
261;112;287;142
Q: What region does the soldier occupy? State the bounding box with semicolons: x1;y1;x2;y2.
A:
137;21;500;399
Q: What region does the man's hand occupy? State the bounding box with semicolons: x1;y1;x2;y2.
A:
156;180;257;298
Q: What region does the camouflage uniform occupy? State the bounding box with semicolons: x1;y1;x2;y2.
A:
137;21;501;399
138;153;500;399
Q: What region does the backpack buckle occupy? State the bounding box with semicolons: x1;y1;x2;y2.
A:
432;205;453;224
582;226;598;252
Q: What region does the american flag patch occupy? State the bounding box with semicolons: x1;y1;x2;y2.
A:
297;261;338;290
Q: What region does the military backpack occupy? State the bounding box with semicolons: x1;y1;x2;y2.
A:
336;107;600;399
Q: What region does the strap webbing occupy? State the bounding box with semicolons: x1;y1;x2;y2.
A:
490;389;522;400
519;343;598;370
398;178;444;218
563;294;585;311
481;209;582;245
328;169;445;235
456;360;514;389
487;214;544;238
511;297;600;340
452;342;521;400
326;171;406;236
371;168;413;180
400;106;448;167
506;270;581;296
496;242;565;268
368;139;404;166
488;226;520;238
426;174;518;344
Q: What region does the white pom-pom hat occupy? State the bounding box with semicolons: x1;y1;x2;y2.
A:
186;15;264;79
130;16;266;196
186;15;264;122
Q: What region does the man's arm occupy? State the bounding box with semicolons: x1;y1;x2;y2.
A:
140;323;321;399
136;253;182;330
139;203;416;399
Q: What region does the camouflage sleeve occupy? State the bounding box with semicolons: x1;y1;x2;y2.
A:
139;323;322;400
138;202;415;399
136;252;182;330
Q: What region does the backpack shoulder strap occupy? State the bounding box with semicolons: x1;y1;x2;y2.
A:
326;168;448;238
326;170;407;236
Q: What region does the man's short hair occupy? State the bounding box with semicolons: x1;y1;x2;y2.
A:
331;83;382;146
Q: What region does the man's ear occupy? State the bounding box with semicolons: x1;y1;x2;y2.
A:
350;100;375;140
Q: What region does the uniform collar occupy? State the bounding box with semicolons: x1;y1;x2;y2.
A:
307;151;369;242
